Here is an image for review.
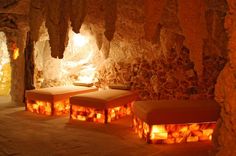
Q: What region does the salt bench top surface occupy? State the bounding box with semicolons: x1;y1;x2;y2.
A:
132;100;220;125
26;86;98;102
70;89;137;109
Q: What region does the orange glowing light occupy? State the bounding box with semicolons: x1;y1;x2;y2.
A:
97;113;102;119
13;47;19;60
133;117;216;144
71;103;132;123
151;125;168;140
26;99;70;116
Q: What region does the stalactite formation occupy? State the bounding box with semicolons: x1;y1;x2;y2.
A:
45;0;70;59
29;0;88;58
29;0;44;42
70;0;87;33
103;0;117;41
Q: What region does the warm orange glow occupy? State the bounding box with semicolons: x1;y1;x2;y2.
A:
26;99;70;115
71;103;132;123
97;113;102;119
13;47;19;60
54;99;70;115
151;125;168;140
27;100;51;115
133;117;216;144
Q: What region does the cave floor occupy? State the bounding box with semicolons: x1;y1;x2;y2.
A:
0;96;214;156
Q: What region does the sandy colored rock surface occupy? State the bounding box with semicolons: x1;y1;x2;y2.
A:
0;96;213;156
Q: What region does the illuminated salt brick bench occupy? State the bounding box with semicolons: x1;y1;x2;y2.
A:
132;100;220;144
70;89;138;123
25;86;98;116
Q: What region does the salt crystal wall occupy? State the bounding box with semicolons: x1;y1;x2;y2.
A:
31;0;228;101
0;0;228;103
89;0;228;100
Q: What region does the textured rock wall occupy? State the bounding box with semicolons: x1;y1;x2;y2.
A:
92;0;227;100
200;0;228;98
0;0;227;105
32;0;227;101
214;0;236;155
178;0;207;76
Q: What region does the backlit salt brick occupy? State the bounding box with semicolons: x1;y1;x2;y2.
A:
132;116;216;144
187;136;199;142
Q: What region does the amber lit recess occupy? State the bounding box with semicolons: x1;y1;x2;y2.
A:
71;104;132;123
133;117;215;144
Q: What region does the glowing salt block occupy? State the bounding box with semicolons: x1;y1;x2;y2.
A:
189;123;200;131
110;109;116;119
151;125;168;140
27;99;70;116
143;122;150;134
179;126;188;132
209;135;212;140
71;104;132;123
96;113;102;119
199;135;210;141
192;130;203;136
187;136;199;142
164;138;175;144
77;115;86;121
176;137;185;143
172;132;180;138
202;129;213;136
132;116;216;144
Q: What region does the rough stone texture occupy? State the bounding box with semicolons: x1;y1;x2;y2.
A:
205;0;228;57
178;0;208;76
0;0;29;15
96;47;198;100
93;0;226;101
144;0;165;43
200;0;228;98
30;0;227;102
0;0;228;124
6;30;27;106
214;0;236;155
